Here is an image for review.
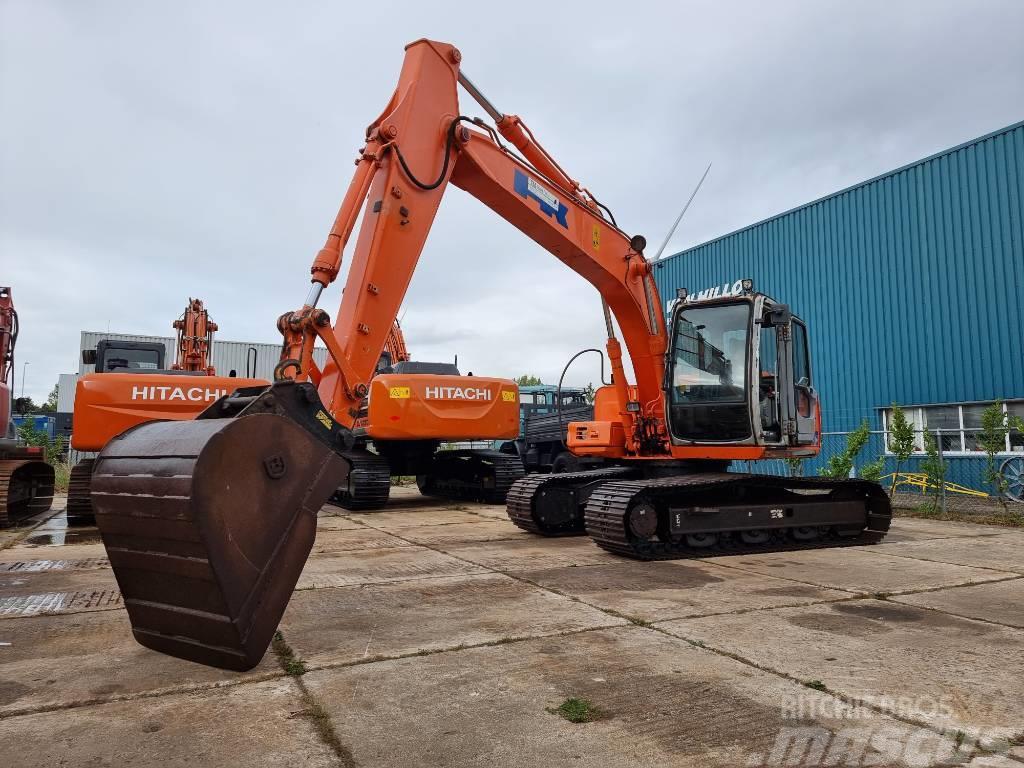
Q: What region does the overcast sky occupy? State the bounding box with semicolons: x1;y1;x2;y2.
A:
3;0;1023;404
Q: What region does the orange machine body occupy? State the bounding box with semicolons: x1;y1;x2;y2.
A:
271;38;819;467
357;374;518;441
72;373;266;452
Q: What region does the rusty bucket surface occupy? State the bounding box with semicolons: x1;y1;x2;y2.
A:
92;413;348;670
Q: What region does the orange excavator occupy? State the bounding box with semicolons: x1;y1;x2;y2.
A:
71;299;514;519
67;299;265;521
0;286;54;526
90;39;890;670
332;317;521;510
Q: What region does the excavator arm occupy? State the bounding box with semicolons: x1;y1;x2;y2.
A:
171;298;218;375
277;39;668;456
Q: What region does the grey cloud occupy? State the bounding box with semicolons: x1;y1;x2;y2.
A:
2;0;1022;401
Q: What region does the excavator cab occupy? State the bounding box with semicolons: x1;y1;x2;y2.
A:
666;290;819;453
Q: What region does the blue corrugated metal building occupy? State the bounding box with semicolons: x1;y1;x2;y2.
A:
653;121;1024;490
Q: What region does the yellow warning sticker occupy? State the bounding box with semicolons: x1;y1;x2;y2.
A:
592;224;600;250
501;390;516;402
315;410;333;430
389;386;411;399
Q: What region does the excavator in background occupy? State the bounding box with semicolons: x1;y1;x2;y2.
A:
171;298;218;374
71;301;515;518
90;39;890;671
332;317;522;510
67;299;266;521
0;286;54;527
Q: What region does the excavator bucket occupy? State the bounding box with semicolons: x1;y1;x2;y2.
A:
91;382;351;671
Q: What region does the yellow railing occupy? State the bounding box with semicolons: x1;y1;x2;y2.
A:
881;472;990;498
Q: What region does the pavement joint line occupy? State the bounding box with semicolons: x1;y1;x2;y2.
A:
645;621;1024;762
883;596;1024;632
642;594;868;624
866;547;1024;574
351;525;617;601
298;623;625;675
295;568;493;592
868;573;1023;598
294;569;514;593
0;601;124;621
686;557;867;596
271;631;356;768
690;552;1021;599
0;669;288;721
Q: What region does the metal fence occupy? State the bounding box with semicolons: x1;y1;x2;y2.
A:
735;429;1024;516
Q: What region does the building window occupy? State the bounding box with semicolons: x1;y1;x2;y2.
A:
881;401;1024;455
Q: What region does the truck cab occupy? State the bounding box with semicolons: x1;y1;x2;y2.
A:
501;384;596;473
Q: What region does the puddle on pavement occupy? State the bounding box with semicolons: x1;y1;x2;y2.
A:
23;530;103;547
22;512;102;547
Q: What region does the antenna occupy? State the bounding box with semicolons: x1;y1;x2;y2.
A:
651;162;712;263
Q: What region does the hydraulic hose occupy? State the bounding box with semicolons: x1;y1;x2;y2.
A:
556;348;610;453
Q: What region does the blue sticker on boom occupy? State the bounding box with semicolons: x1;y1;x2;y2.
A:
513;169;569;228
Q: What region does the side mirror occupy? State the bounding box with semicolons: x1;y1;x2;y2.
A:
762;304;792;328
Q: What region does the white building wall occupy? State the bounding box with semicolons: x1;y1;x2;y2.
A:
77;331;327;381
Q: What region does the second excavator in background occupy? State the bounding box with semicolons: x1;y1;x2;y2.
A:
0;285;54;527
90;39;890;671
331;317;522;510
67;299;265;521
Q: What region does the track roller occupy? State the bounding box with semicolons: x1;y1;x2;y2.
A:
67;458;96;524
330;448;391;510
418;449;524;504
585;473;891;560
505;466;636;536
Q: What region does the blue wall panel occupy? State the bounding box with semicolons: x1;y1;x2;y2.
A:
654;121;1024;432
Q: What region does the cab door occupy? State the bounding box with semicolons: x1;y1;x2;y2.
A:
774;314;817;446
790;321;817;444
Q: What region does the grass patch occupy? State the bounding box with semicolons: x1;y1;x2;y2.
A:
803;679;828;692
301;700;354;766
271;631;307;676
872;592;891;600
605;609;653;628
53;460;71;494
390;475;416;486
547;697;603;723
688;639;706;648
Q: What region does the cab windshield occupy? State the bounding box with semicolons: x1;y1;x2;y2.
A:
670;303;750;404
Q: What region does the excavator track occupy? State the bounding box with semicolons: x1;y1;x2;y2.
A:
66;458;96;524
0;457;55;527
418;449;525;504
584;473;891;561
330;449;391;510
506;466;637;536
